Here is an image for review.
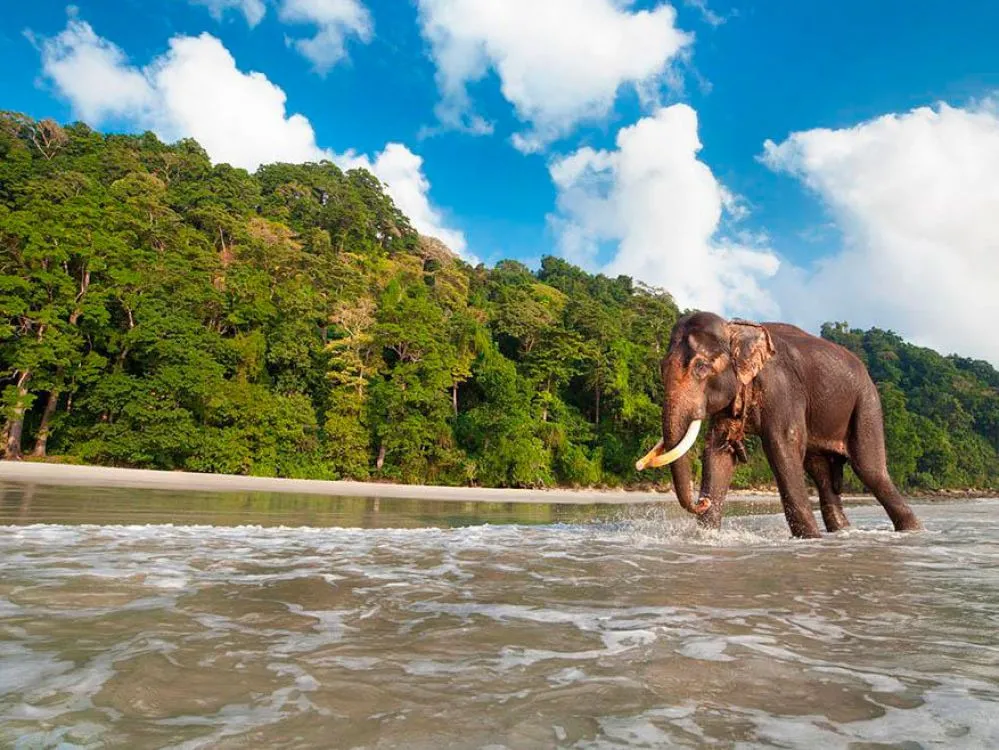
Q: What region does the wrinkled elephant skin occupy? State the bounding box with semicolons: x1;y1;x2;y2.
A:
638;312;922;539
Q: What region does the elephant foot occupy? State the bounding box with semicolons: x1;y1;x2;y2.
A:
695;510;722;532
790;529;823;540
821;508;851;533
890;506;924;532
787;512;823;539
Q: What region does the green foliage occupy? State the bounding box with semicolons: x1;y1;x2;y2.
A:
877;382;921;486
822;322;999;490
456;346;552;487
1;113;996;491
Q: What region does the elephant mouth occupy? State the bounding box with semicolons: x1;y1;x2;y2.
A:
635;419;703;471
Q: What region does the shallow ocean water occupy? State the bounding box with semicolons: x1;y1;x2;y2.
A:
1;483;997;748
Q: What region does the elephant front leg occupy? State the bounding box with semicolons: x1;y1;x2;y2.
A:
762;427;822;539
697;422;739;530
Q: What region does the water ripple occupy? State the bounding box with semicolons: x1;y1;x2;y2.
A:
2;495;998;747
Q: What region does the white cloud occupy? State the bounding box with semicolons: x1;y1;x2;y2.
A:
548;104;780;317
682;0;725;27
762;99;999;365
35;16;154;123
39;15;467;258
188;0;371;73
149;34;333;167
278;0;373;74
416;0;692;151
190;0;266;27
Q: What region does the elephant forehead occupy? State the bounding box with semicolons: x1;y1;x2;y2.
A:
684;310;726;330
662;355;695;391
670;318;728;357
684;312;728;340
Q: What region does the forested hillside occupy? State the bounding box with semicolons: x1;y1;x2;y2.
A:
2;113;997;490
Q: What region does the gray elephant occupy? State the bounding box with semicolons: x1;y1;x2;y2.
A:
636;312;922;538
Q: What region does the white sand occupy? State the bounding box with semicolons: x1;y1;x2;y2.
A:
0;461;787;505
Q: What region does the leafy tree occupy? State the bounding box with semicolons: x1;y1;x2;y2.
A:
1;112;996;491
878;382;921;486
819;324;999;490
456;346;552;487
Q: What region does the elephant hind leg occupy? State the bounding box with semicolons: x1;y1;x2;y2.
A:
847;392;923;532
805;452;850;532
830;453;844;496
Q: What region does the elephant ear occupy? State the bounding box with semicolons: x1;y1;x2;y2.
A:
727;320;775;385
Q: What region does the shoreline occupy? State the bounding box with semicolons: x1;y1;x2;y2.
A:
0;461;690;505
0;461;987;505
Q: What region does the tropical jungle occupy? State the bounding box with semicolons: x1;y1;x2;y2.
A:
2;113;997;491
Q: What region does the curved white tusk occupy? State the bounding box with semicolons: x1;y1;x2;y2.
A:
650;420;701;467
650;420;702;467
635;439;664;471
636;420;702;471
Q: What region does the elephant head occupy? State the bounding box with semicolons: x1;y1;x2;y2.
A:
636;312;775;515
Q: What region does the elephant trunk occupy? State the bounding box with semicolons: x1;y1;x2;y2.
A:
663;400;709;515
636;413;710;516
669;450;705;515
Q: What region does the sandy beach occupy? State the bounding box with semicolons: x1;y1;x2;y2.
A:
3;461;974;505
0;461;788;505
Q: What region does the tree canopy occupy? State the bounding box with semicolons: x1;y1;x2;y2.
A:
2;113;997;491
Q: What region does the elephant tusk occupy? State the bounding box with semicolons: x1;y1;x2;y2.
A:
636;420;702;471
650;420;702;468
635;439;664;471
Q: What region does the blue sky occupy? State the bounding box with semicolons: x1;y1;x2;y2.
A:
3;1;999;363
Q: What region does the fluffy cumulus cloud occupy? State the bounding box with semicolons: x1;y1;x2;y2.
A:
40;19;329;167
39;15;466;257
416;0;692;151
278;0;374;74
763;100;999;364
190;0;267;27
35;15;155;123
549;104;780;317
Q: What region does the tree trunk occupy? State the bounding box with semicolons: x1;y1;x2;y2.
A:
30;273;89;458
116;307;135;370
70;268;89;326
31;387;60;457
452;383;459;416
376;442;386;470
594;385;601;426
4;370;32;460
542;375;551;422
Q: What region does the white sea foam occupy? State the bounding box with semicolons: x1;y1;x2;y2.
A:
1;499;997;747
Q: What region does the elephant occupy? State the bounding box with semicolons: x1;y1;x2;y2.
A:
636;312;922;538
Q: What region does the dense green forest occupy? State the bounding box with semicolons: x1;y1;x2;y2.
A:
2;113;997;491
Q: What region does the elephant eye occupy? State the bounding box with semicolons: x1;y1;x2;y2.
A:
693;360;712;378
